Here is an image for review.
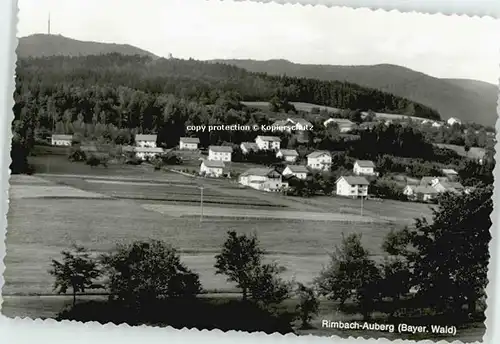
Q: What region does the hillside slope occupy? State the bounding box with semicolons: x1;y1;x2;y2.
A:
214;59;498;127
17;34;157;59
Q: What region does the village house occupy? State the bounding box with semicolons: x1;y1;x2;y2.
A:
239;168;288;192
199;159;225;178
276;149;299;163
255;135;281;151
208;145;233;162
335;176;369;198
282;165;309;180
432;121;444;128
431;178;465;194
179;137;200;150
240;142;259;154
51;134;73;146
447;117;462;126
134;147;164;161
353;160;377;176
135;134;157;148
358;122;378;131
323;118;355;133
307;151;332;171
403;185;438;203
442;168;459;181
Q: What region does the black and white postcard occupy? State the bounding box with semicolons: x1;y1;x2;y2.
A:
2;0;499;343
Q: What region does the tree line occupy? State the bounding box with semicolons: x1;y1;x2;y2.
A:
50;186;491;333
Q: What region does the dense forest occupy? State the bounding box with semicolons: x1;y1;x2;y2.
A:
12;53;495;182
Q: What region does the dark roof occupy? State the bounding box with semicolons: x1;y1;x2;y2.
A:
355;160;375;168
180;137;200;144
241;168;280;178
285;165;309;173
209;145;233;153
278;149;298;156
307;151;331;158
338;176;370;186
202;160;225;168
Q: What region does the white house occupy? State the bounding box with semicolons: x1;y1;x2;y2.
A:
323;118;355;133
335;176;369;198
240;142;259;154
51;134;73;146
276;149;299;163
447;117;462;126
282;165;309;180
200;160;225;178
255;136;281;151
403;185;438;202
353;160;376;176
208;145;233;162
179;137;200;150
134;147;164;160
307;151;332;171
432;122;444;128
135;134;157;148
239;168;287;192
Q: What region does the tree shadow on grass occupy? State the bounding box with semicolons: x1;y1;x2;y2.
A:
57;298;297;334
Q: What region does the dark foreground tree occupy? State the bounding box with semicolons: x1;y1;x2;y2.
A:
215;231;290;305
408;187;492;316
48;244;101;306
295;283;319;329
314;233;381;320
101;240;202;306
215;231;264;300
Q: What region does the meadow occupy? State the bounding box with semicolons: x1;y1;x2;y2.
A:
434;143;486;160
5;173;401;296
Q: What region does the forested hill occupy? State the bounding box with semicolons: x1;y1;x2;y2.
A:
213;59;497;127
17;34;157;59
16;54;440;120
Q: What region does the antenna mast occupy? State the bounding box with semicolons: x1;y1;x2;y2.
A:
48;13;51;35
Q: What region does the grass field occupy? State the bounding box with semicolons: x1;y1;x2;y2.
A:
3;157;482;341
434;143;486;160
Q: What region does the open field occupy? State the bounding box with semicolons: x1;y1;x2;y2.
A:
5;173;401;296
434;143;486;160
241;101;341;114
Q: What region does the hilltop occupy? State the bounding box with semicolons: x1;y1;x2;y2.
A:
213;59;498;127
17;34;157;59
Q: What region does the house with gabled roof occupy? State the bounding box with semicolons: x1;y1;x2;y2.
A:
135;134;157;148
442;168;458;181
255;135;281;151
179;137;200;150
239;168;287;192
282;165;309;180
208;145;233;162
353;160;376;176
335;176;369;198
276;149;299;163
403;185;438;203
307;151;332;171
200;159;225;178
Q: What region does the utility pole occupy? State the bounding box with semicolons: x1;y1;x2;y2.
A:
360;195;364;217
199;186;204;223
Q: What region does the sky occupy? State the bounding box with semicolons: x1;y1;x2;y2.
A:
17;0;500;84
